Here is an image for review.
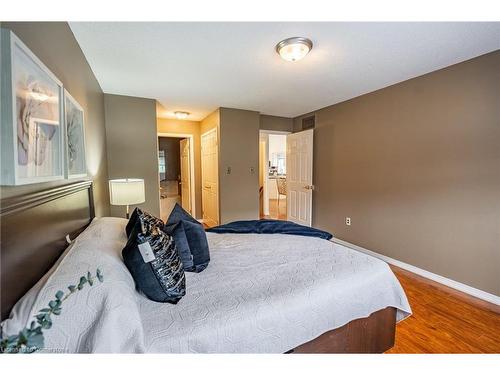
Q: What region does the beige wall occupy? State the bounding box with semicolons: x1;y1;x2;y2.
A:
104;94;159;218
157;118;203;219
260;114;293;132
200;109;220;135
294;51;500;295
219;108;260;223
0;22;110;216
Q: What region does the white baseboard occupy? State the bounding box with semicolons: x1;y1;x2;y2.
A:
331;237;500;306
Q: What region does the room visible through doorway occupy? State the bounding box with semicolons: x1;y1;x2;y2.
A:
259;131;289;220
157;134;195;222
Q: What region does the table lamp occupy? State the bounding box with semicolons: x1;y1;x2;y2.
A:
109;178;145;219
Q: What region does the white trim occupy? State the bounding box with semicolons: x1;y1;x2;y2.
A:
157;132;197;219
332;237;500;306
259;130;292;136
259;132;270;215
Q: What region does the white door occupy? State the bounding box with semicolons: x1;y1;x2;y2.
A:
201;128;219;227
180;138;191;214
286;129;314;226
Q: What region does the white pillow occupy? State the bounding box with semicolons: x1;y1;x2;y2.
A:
1;240;76;334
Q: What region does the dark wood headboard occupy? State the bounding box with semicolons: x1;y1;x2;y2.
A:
0;181;95;320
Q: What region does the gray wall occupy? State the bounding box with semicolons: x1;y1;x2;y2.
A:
294;51;500;295
0;22;110;216
219;108;260;223
260;114;293;132
104;94;160;218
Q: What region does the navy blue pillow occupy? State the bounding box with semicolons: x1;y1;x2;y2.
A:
122;210;186;303
164;204;210;273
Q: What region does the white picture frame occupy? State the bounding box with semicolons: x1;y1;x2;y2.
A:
0;28;65;185
64;90;87;179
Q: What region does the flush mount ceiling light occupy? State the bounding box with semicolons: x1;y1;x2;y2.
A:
174;111;190;120
275;37;313;62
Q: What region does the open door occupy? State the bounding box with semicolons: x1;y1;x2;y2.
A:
286;129;314;226
180;138;191;214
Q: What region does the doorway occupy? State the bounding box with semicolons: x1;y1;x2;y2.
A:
259;131;289;220
157;133;195;222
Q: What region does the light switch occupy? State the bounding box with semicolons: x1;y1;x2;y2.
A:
250;167;255;174
226;166;231;175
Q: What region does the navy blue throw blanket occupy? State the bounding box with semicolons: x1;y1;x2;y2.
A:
206;219;333;240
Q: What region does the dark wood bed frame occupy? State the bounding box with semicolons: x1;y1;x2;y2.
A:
0;180;396;353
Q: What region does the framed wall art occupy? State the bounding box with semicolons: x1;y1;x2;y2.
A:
1;28;64;185
64;90;87;179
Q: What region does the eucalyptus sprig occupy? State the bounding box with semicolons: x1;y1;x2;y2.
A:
0;268;104;354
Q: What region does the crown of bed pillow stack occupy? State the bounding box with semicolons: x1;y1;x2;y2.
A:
122;204;210;304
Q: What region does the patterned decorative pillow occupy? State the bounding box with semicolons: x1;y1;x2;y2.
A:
122;210;186;303
125;207;163;237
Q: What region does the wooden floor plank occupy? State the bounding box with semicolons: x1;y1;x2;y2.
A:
388;265;500;353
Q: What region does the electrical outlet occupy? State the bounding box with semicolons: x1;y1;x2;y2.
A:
345;217;351;226
250;167;255;174
226;166;232;175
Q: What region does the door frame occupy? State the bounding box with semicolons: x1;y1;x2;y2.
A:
259;130;291;217
157;132;196;218
201;127;220;226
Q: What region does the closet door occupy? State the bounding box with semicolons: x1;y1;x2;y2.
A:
201;128;219;227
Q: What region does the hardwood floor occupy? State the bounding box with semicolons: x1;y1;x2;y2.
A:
261;198;287;220
388;266;500;353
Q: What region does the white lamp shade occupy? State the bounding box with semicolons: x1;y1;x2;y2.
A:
109;178;145;206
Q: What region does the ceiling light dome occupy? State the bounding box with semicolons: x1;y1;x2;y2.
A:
276;37;313;62
174;111;190;119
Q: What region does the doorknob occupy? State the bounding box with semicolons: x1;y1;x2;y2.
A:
304;185;314;190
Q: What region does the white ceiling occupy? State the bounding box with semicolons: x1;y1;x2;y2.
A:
70;22;500;121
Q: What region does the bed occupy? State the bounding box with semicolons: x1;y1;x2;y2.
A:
0;181;411;353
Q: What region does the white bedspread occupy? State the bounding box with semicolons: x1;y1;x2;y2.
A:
2;217;411;353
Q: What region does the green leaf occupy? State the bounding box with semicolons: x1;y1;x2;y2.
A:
26;331;44;351
97;268;104;282
35;314;46;322
39;308;51;313
48;300;57;309
55;290;64;300
88;277;94;286
41;319;52;329
68;285;76;292
52;308;62;315
7;334;19;343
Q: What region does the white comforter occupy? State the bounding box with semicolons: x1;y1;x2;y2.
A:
2;217;411;353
